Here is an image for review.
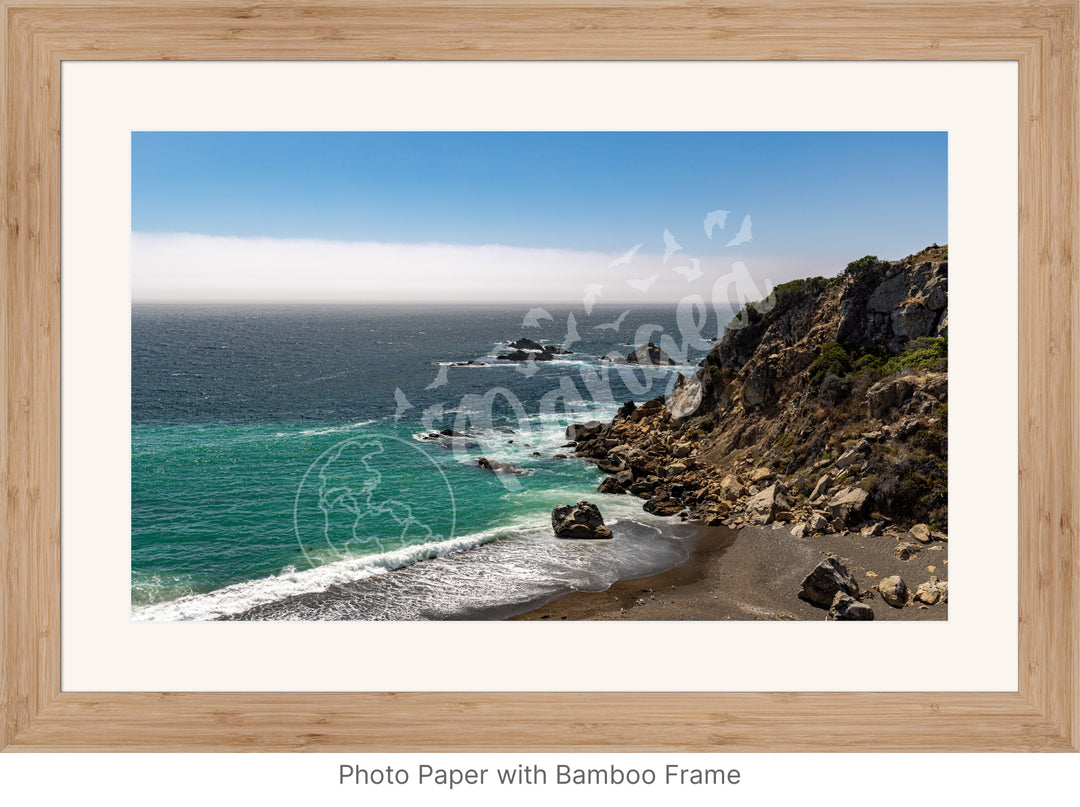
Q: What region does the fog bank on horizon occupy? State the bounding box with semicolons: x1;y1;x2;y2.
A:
131;231;851;305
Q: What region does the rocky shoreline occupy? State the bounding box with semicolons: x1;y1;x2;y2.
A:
555;245;949;619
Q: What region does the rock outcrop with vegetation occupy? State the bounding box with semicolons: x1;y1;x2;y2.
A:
570;244;949;546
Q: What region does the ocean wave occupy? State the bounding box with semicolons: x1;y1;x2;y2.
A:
220;504;693;621
434;360;498;368
274;419;379;438
411;404;622;461
130;520;542;623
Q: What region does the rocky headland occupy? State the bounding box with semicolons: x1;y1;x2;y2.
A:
559;245;949;619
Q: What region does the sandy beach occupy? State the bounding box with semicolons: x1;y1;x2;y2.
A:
512;520;948;621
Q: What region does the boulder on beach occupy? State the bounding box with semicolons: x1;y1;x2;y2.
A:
551;500;613;539
798;556;859;606
827;591;875;621
909;523;933;543
878;575;909;608
914;578;948;605
892;542;921;561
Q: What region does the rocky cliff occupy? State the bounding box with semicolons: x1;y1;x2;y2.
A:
573;245;949;540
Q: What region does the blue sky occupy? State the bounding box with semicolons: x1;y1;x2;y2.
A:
131;132;946;302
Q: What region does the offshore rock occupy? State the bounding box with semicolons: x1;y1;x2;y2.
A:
625;342;678;366
476;457;523;476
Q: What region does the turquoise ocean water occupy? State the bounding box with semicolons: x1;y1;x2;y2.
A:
131;304;729;620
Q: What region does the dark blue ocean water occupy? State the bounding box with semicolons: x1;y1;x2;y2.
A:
131;303;729;620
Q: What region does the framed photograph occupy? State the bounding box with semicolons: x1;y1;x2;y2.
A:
2;1;1076;751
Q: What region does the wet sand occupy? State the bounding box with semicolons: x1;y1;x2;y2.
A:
512;521;948;621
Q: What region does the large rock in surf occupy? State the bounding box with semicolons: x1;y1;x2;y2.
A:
566;420;604;441
476;457;524;476
551;500;613;539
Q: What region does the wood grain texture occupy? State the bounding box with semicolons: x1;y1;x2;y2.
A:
1;0;1076;752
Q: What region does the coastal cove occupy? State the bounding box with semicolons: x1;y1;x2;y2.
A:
133;245;948;623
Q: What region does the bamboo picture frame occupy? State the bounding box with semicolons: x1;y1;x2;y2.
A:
1;0;1076;752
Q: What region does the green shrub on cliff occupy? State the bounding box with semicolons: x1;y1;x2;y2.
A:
815;337;947;391
882;336;947;373
808;342;852;386
723;277;829;367
841;255;891;282
834;254;892;298
730;277;827;328
768;276;829;311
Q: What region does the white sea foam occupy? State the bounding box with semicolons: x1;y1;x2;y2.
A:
276;419;379;438
130;520;542;623
131;490;685;623
234;502;693;621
